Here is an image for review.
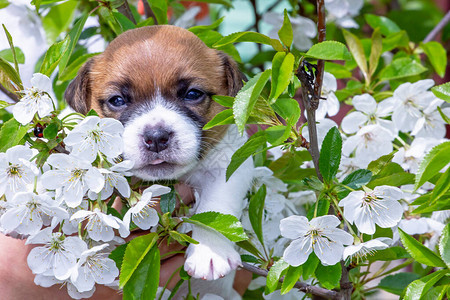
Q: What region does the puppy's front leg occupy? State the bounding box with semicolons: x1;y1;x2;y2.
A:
183;127;253;280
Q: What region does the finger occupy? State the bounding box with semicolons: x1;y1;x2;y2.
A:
159;254;185;290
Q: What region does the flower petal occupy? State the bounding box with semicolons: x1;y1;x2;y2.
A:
283;238;312;266
280;215;309;239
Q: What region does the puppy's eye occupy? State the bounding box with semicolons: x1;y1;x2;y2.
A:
184;89;205;101
108;96;126;108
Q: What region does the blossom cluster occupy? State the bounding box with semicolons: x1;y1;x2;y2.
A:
0;74;171;299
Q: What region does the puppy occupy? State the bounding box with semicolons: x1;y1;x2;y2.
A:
65;25;253;297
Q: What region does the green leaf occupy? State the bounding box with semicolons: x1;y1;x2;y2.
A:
185;212;247;242
398;228;446;268
234;69;271;134
58;14;88;79
369;28;382;77
0;0;9;9
236;240;263;258
269;52;294;103
0;100;12;109
432;82;450;103
0;56;22;92
43;122;59;140
0;47;24;65
168;231;198;245
241;254;259;263
186;0;232;8
278;10;293;48
109;243;128;270
343;30;369;81
265;259;289;295
378;272;421;295
404;269;448;300
439;223;450;268
213;31;275;48
226;131;266;180
367;170;414;188
160;187;176;214
431;167;450;202
305;41;351;61
203;109;234;130
59;52;99;81
415;141;450;189
269;150;313;181
212;95;234;108
315;263;341;289
324;62;352;79
421;41;447;78
2;25;20;72
382;31;410;52
272;98;300;127
42;0;77;43
0;118;31;152
341;169;372;190
145;0;168;24
319;127;342;183
365;14;401;36
302;253;319;280
367;246;411;262
306;197;330;220
113;11;136;32
249;185;266;246
189;17;225;34
119;233;158;288
367;153;395;175
123;246;160;300
379;57;427;81
280;265;302;295
39;36;70;77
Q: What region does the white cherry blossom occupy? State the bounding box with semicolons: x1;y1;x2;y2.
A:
123;185;171;230
302;118;339;150
41;154;104;207
316;72;340;120
339;186;404;234
341;94;395;134
393;138;440;173
385;79;436;133
70;244;119;293
325;0;364;28
342;124;394;168
13;73;54;125
263;12;317;50
1;192;68;235
34;274;96;300
26;228;87;280
64;116;124;163
88;160;133;200
253;167;287;192
71;208;129;241
343;238;391;262
280;215;353;266
0;145;38;200
411;99;450;139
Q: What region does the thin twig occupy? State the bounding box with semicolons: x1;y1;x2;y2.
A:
0;83;19;102
242;262;341;299
142;0;158;24
117;0;136;25
423;10;450;43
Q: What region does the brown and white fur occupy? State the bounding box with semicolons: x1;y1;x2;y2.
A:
65;25;253;298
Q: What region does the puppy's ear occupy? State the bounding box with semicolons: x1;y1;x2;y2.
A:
218;52;246;97
64;58;95;115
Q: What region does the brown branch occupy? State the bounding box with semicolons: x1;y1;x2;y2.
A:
142;0;158;24
0;83;19;102
242;262;341;299
423;10;450;43
117;0;136;25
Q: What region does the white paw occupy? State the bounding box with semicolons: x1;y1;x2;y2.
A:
184;228;241;280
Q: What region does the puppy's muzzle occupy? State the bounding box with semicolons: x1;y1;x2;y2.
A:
143;126;173;153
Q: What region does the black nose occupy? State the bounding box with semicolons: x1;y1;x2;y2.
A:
143;128;172;153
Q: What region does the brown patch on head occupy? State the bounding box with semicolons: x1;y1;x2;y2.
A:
65;25;245;150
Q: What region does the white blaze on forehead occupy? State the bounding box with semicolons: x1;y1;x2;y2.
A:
122;95;201;178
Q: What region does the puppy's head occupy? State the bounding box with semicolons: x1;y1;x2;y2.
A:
65;25;244;180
